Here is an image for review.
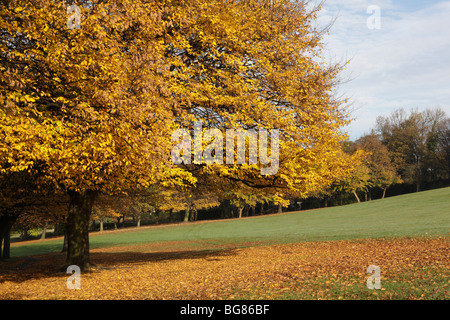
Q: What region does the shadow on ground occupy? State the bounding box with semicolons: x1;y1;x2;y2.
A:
0;247;240;284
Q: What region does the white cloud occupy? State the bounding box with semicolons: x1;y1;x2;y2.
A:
318;1;450;139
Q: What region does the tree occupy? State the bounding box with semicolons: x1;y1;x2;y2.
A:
1;0;183;269
0;172;35;259
175;169;220;222
92;194;124;232
0;169;67;258
423;111;450;182
376;108;448;192
438;119;450;180
356;133;401;199
330;148;370;203
336;163;371;203
223;182;274;218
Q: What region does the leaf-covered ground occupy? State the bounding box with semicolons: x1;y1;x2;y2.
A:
0;237;448;300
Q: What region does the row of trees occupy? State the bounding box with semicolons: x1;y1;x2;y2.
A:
3;106;449;261
375;108;450;192
307;107;449;207
1;0;362;269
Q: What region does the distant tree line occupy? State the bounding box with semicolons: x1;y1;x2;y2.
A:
4;107;449;256
302;107;450;208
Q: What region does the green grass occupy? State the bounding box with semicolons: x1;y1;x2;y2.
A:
230;266;450;300
11;187;450;257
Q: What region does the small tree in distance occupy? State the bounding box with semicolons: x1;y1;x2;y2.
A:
356;133;402;199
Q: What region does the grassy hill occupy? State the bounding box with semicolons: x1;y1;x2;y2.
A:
10;186;450;257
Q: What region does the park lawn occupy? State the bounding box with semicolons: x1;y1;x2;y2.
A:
1;187;449;300
10;186;450;257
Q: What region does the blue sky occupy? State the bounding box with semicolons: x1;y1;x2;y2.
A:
317;0;450;140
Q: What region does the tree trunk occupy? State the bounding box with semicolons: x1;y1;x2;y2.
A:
62;232;68;253
353;191;361;203
238;207;243;219
278;203;282;213
0;225;5;259
0;217;6;259
0;227;3;259
184;204;190;222
382;188;387;199
0;234;3;259
20;229;30;240
2;226;11;259
55;222;66;236
99;219;104;232
0;214;18;260
40;222;48;240
66;190;97;271
260;203;264;215
137;215;141;228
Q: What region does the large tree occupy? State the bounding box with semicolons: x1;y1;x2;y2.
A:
1;0;180;269
1;0;354;269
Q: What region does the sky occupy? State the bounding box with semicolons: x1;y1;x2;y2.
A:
316;0;450;140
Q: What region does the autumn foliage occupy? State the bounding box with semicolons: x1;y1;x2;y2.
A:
0;0;362;269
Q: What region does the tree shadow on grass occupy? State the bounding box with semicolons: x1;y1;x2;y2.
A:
0;247;239;284
92;247;239;269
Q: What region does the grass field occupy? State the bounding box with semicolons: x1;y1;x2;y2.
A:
1;187;449;300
